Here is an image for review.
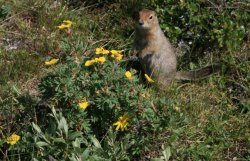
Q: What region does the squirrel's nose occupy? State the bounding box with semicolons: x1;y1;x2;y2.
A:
139;19;144;25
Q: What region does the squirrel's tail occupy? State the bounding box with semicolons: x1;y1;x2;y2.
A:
175;64;221;81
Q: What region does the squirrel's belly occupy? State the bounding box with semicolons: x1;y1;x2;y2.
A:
139;53;162;77
139;52;176;83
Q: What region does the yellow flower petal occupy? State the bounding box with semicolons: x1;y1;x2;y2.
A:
110;50;124;60
85;60;96;66
45;58;59;65
57;24;66;29
144;74;154;83
113;122;119;126
79;100;90;110
125;71;132;80
110;50;124;55
63;20;74;25
111;53;123;60
95;48;109;54
57;20;74;29
122;122;129;131
95;48;102;54
95;56;106;64
57;24;72;29
6;133;21;145
115;123;121;131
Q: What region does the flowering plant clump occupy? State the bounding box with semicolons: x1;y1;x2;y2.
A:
36;45;169;160
85;48;124;67
45;58;59;65
6;133;21;145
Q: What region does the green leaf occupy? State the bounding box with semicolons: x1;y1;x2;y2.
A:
91;136;102;149
36;141;49;147
32;122;42;133
58;117;68;138
12;85;21;95
32;123;51;143
162;146;171;161
82;148;90;158
53;138;66;144
69;153;78;161
68;131;83;140
72;138;81;148
51;106;57;117
51;106;60;124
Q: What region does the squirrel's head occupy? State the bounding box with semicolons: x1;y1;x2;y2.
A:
136;9;158;30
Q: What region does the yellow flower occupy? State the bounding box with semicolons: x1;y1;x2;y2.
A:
110;50;124;60
125;71;132;80
110;50;124;55
95;56;106;64
6;133;21;145
113;114;129;132
85;59;96;66
85;57;106;66
111;53;123;60
45;58;59;65
57;20;74;29
79;100;90;110
144;74;154;83
57;24;71;29
95;48;109;54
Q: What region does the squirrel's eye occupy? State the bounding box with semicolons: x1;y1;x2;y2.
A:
149;16;153;20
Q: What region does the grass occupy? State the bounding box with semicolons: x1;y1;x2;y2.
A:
0;0;249;160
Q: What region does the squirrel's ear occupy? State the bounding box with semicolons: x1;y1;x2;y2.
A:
152;11;156;16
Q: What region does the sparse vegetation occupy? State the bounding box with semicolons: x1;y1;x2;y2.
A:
0;0;249;160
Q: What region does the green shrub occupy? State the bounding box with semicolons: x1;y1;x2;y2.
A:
145;0;249;52
2;46;179;160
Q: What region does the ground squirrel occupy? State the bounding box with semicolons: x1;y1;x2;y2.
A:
134;9;220;87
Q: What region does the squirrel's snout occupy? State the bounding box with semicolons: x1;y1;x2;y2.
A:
138;19;144;26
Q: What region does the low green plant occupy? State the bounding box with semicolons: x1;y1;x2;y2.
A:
0;4;11;20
